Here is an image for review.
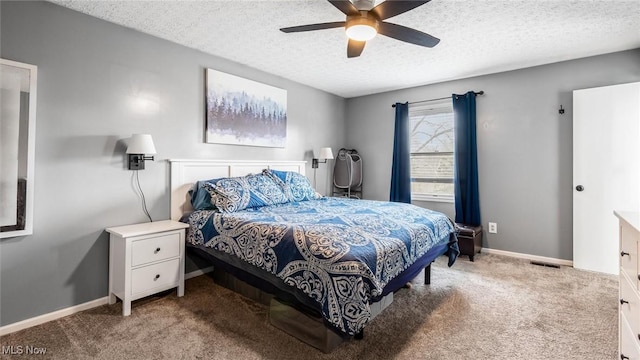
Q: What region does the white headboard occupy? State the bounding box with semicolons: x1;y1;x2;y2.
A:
168;159;307;221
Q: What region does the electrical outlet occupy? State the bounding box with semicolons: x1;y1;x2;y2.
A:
488;222;497;234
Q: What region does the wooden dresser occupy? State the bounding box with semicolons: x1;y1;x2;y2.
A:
617;211;640;359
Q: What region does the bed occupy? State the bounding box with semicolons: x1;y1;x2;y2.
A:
169;159;458;351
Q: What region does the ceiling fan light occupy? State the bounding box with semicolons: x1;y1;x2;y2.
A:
345;16;379;41
346;24;377;41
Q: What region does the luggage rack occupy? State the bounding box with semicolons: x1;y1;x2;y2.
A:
332;148;362;199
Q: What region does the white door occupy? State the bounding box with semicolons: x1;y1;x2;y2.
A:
573;82;640;275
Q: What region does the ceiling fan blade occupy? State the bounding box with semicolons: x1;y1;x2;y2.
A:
371;0;430;20
378;22;440;47
328;0;360;16
280;21;346;33
347;39;366;58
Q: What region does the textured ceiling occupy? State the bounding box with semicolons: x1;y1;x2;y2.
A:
50;0;640;98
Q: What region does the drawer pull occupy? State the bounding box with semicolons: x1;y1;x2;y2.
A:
621;355;629;360
621;251;630;257
154;247;161;254
154;274;160;281
620;298;629;305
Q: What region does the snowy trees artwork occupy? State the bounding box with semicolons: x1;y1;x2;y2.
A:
206;69;287;147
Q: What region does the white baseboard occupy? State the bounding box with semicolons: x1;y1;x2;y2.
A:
481;248;573;267
0;267;215;336
0;296;109;336
185;266;214;280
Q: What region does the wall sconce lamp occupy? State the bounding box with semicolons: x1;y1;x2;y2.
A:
126;134;156;170
312;147;334;169
312;147;334;191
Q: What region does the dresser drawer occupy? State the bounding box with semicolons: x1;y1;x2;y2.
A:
621;313;640;360
131;258;180;296
621;222;640;289
131;232;181;267
621;274;640;339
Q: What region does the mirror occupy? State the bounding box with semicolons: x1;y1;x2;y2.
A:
1;59;37;238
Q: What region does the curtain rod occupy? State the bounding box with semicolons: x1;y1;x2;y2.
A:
391;91;484;108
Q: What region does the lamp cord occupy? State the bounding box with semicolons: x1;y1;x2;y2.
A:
313;168;317;190
134;170;153;222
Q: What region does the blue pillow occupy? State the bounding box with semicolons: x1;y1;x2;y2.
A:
203;173;289;213
189;179;221;210
264;169;321;202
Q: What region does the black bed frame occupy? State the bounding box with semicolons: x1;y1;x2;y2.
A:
187;242;441;341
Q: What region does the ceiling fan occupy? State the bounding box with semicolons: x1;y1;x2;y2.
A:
280;0;440;58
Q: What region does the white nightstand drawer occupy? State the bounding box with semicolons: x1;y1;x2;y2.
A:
131;258;181;296
131;232;180;267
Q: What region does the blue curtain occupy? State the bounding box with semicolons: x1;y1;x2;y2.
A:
390;102;411;203
453;92;481;225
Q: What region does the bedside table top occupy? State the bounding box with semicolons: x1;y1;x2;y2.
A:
106;220;189;238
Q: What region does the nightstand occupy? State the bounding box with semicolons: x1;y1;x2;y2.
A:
106;220;189;316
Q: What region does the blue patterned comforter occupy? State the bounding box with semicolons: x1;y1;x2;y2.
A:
185;197;456;335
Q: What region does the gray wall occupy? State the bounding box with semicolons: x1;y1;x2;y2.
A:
345;48;640;261
0;1;345;326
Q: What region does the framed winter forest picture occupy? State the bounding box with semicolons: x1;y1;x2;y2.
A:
205;68;287;147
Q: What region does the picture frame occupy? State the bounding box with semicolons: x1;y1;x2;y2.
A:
205;69;287;148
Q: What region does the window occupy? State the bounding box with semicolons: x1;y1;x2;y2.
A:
409;100;454;202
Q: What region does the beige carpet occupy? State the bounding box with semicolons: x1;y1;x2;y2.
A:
0;254;617;360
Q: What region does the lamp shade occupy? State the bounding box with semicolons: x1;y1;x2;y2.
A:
346;24;377;41
319;147;334;160
126;134;156;154
345;16;378;41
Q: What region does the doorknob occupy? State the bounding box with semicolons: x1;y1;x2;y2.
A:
576;185;584;191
